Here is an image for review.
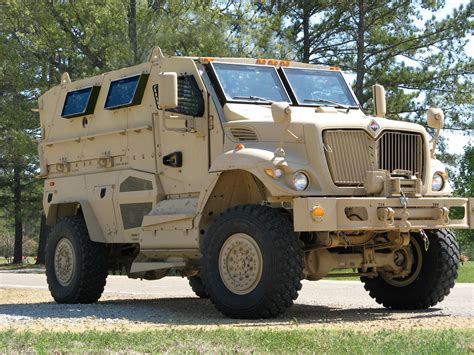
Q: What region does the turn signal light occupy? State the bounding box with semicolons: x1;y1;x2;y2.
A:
311;206;325;221
264;168;283;179
235;143;245;151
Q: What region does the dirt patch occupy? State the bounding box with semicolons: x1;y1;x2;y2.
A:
1;288;473;332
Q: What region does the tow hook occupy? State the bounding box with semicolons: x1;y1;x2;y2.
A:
420;229;430;251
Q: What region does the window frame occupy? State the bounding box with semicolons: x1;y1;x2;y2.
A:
104;73;149;110
280;67;359;108
209;62;291;105
61;85;101;119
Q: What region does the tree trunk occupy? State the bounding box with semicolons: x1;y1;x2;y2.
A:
355;0;366;105
12;165;23;264
302;5;311;63
36;213;48;265
128;0;139;64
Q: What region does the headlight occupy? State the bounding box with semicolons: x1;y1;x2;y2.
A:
432;173;445;191
293;171;309;191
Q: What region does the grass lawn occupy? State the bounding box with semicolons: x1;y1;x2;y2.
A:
0;329;473;353
325;261;474;283
457;261;474;283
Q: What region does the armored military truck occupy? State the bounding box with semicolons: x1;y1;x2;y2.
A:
38;47;472;318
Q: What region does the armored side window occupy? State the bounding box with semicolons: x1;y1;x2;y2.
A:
153;75;204;117
104;73;149;110
61;86;100;118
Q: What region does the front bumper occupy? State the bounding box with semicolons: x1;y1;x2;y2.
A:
293;196;473;232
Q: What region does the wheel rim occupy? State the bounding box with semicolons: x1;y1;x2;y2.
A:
54;238;76;287
382;235;423;287
218;233;263;295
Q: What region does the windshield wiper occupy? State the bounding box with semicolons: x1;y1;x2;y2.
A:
303;98;352;109
232;95;274;103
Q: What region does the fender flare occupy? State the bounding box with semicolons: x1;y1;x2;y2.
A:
45;200;107;243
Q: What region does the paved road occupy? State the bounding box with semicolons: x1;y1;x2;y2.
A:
1;272;473;317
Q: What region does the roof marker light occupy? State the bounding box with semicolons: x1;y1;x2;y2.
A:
267;59;278;66
280;60;290;66
256;59;267;65
201;57;214;64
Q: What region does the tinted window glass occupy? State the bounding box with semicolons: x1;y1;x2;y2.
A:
61;87;93;118
283;68;357;106
104;74;150;109
212;63;290;103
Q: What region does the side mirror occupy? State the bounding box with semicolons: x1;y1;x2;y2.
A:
427;108;444;158
372;84;386;118
157;72;178;109
427;108;444;129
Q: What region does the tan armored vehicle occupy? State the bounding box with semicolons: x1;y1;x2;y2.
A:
38;47;473;318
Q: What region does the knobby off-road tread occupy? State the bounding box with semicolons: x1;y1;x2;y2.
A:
188;276;209;298
46;216;108;304
361;229;459;310
201;205;304;319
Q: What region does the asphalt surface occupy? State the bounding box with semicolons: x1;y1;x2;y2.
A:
0;272;473;330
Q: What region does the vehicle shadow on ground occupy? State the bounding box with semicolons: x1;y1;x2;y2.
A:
0;297;445;327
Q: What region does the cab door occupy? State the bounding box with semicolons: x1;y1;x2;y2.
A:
153;58;209;195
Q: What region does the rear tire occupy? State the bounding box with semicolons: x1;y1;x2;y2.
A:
201;205;304;319
188;276;209;298
361;229;459;309
46;216;108;303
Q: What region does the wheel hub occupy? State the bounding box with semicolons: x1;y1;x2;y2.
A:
54;238;75;286
218;233;263;295
382;235;422;287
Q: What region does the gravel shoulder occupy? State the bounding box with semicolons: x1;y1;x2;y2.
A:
1;274;473;332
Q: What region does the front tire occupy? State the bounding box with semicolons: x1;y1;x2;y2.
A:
201;205;304;319
361;229;459;309
46;216;108;303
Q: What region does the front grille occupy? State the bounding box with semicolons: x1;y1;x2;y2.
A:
323;130;424;186
379;131;423;177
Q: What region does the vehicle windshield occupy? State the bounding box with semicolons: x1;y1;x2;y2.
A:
282;68;358;107
212;62;290;103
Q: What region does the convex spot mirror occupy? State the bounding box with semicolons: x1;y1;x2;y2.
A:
372;84;386;118
158;72;178;109
427;108;444;129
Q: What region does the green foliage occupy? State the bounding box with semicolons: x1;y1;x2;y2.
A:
457;261;474;283
1;329;473;353
453;145;474;258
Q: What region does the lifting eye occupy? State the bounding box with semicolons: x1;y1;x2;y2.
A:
100;188;106;199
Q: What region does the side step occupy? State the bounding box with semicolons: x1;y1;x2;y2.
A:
142;197;198;230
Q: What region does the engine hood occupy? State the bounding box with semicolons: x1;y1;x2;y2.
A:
223;103;429;142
